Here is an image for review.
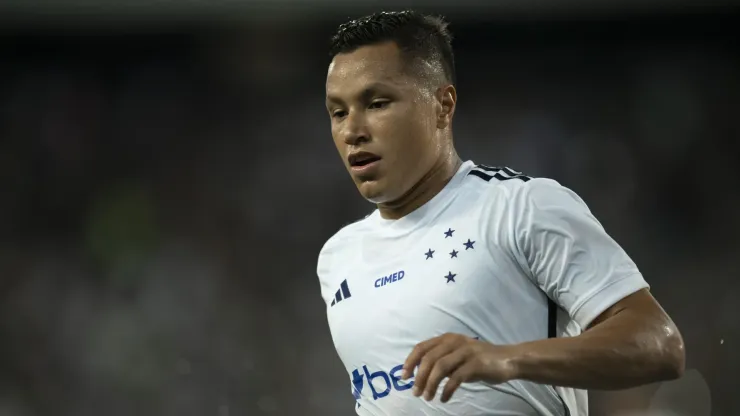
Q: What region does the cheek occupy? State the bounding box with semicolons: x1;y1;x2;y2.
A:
378;108;423;143
331;128;346;155
397;117;433;153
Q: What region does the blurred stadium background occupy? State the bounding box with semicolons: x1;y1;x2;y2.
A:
1;0;738;415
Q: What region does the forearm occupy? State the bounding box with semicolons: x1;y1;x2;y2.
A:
509;310;684;390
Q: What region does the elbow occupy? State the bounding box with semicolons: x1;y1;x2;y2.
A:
656;324;686;381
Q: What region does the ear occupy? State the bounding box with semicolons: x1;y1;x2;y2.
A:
435;84;457;129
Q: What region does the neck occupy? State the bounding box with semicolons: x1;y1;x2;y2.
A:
377;150;462;220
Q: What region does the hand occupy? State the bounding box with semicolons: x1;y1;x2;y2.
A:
401;333;519;403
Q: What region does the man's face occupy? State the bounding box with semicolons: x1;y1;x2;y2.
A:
326;42;442;203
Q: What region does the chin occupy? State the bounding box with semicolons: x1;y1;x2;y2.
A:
357;180;393;204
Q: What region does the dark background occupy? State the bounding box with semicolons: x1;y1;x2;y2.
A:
0;1;738;415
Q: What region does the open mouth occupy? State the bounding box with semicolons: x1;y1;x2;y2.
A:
348;152;382;168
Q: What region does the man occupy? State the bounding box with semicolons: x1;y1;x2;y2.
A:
317;10;684;416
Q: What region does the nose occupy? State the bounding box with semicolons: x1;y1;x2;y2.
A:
342;111;370;146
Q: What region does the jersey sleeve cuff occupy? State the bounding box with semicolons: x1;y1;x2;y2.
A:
570;273;650;329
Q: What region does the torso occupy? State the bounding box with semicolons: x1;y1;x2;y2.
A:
318;161;574;416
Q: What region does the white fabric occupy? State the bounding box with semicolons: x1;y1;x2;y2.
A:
317;161;649;416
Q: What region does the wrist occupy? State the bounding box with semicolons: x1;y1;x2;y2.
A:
505;342;538;381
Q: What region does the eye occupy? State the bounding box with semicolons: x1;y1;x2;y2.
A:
331;109;347;119
369;100;389;110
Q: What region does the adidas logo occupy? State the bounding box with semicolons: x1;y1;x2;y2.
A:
330;279;352;307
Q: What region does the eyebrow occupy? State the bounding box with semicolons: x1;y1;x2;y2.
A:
326;82;396;106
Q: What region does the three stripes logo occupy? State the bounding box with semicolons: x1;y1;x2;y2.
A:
330;279;352;307
469;164;531;183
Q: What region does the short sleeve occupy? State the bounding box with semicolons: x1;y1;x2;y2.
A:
510;178;649;329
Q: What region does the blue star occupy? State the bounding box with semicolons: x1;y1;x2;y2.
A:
449;249;458;259
424;249;435;260
463;239;476;250
445;271;456;283
444;228;455;238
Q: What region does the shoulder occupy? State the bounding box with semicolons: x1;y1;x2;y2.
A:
464;164;584;212
316;213;375;280
463;164;594;242
320;213;375;254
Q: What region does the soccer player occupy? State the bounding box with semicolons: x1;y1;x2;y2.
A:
317;11;684;416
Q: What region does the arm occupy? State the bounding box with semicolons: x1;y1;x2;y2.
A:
512;288;684;390
509;179;684;390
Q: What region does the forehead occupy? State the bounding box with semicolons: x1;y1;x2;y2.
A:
326;42;412;97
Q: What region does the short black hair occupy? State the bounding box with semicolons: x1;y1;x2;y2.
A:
329;10;456;85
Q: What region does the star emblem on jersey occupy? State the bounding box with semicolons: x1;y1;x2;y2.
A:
417;226;477;285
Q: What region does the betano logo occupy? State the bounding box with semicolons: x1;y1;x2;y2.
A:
351;364;414;401
351;339;480;403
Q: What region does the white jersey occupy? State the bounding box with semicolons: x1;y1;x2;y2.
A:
316;161;649;416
